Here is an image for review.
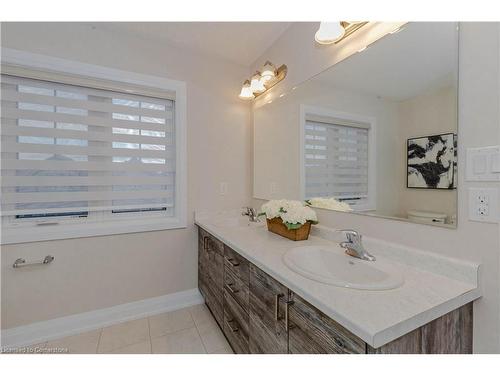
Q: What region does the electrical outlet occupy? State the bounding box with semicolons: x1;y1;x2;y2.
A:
219;182;228;196
476;193;489;204
478;205;489;216
469;188;499;223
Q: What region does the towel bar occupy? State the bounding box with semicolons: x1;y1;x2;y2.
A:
13;255;54;269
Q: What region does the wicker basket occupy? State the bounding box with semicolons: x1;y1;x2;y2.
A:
266;217;311;241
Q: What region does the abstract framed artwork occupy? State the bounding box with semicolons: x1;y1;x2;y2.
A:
407;133;457;189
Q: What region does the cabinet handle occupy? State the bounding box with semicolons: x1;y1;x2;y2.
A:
285;301;294;332
225;257;240;267
275;293;284;321
334;337;346;349
203;237;211;252
226;283;239;294
225;318;239;332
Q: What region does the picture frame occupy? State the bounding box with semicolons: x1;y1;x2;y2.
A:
407;133;457;190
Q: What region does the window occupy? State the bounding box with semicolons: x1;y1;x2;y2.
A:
1;57;186;244
303;110;375;211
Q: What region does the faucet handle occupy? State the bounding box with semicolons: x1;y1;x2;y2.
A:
338;229;359;241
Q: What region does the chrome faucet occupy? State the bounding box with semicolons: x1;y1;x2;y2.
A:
339;230;376;261
242;207;259;222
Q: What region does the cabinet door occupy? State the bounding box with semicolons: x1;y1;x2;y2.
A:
249;264;288;354
288;292;366;354
197;228;210;299
198;228;224;326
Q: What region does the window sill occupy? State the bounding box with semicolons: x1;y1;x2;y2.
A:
1;217;187;245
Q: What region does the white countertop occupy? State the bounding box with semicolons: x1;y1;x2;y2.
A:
195;211;481;348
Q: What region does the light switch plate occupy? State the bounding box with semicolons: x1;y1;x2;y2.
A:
468;187;499;223
466;146;500;181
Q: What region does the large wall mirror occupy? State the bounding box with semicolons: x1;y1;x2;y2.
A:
253;22;459;228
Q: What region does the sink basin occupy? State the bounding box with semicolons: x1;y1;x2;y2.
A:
213;217;263;228
283;245;404;290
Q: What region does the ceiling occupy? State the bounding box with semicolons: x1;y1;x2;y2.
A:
92;22;291;67
313;22;458;101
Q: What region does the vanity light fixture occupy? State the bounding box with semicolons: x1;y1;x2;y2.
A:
250;72;266;94
238;61;288;100
260;61;276;83
238;79;255;100
315;21;368;45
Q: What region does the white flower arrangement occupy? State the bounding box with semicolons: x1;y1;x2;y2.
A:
305;197;353;212
259;199;318;230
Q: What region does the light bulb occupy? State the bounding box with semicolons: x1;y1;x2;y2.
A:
250;72;266;94
260;61;276;83
238;80;254;100
315;22;345;45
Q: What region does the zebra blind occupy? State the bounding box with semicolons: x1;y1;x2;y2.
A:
1;74;175;221
304;118;369;207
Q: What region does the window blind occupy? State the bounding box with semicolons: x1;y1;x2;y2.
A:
304;118;369;207
1;74;175;220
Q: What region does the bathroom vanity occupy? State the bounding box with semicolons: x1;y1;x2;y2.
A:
195;214;480;354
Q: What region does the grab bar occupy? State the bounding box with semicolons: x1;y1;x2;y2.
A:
13;255;54;269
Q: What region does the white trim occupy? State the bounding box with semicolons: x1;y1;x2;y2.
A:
1;217;185;244
299;104;377;211
1;288;203;349
0;48;188;244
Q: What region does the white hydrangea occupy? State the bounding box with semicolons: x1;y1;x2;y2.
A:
306;197;353;212
280;205;317;225
260;199;318;228
260;199;300;219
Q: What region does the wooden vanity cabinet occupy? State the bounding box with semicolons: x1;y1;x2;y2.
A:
197;227;473;354
287;292;365;354
367;303;473;354
248;263;289;353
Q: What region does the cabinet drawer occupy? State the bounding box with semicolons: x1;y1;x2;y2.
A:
224;268;249;313
224;245;249;285
288;292;366;354
223;289;249;354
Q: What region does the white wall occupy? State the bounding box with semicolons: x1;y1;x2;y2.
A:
0;23;252;329
397;85;457;219
251;22;500;353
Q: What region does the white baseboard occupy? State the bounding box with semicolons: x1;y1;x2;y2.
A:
1;288;204;349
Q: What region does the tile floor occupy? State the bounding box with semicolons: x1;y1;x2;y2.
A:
12;304;233;354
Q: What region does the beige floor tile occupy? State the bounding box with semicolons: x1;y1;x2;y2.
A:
98;318;149;353
207;340;234;354
45;329;101;354
151;327;206;354
149;307;194;338
189;304;216;326
106;340;151;354
196;318;230;354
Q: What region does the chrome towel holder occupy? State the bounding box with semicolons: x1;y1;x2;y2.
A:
13;255;55;269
